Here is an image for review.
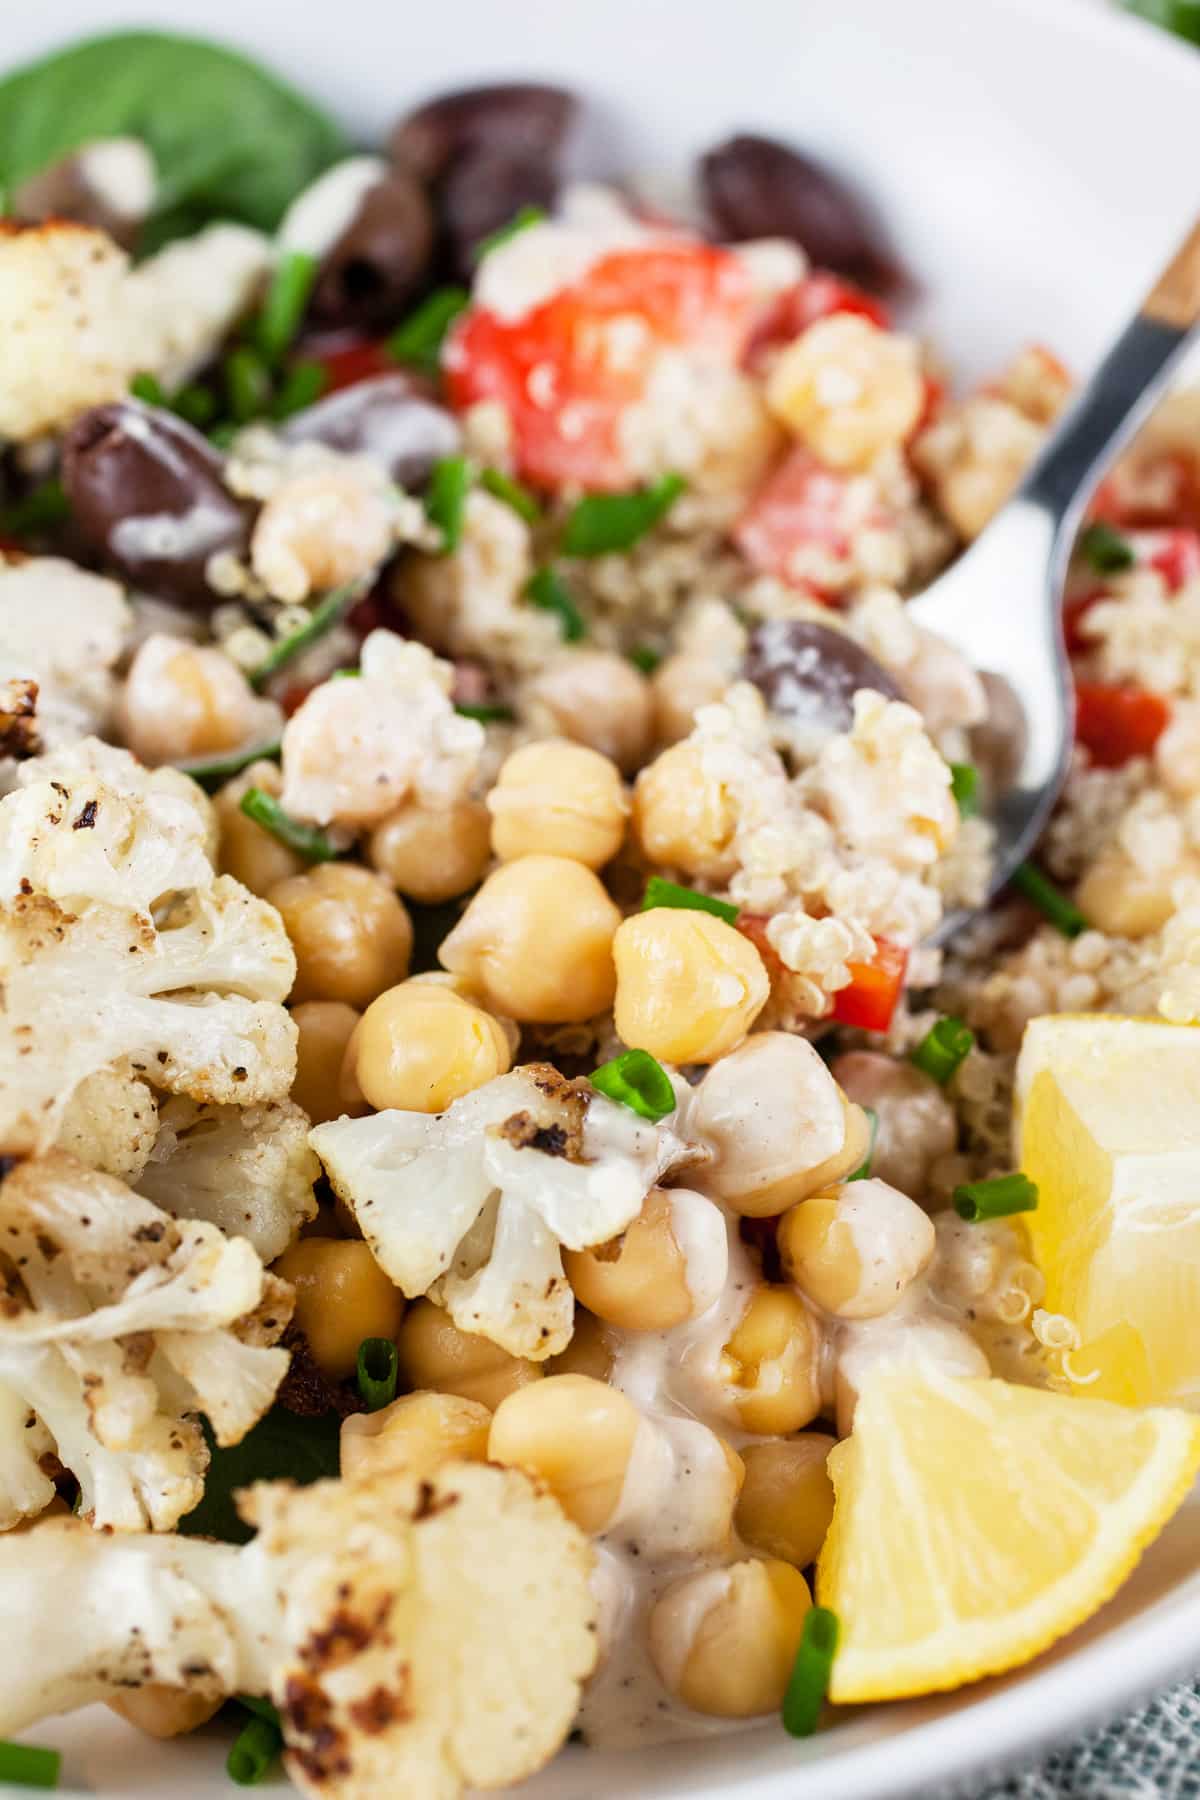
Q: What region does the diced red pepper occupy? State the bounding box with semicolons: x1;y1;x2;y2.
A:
830;938;909;1033
307;335;398;393
1062;585;1107;656
744;269;890;372
1074;682;1171;769
1129;528;1200;592
1090;452;1200;531
736;912;784;977
444;242;756;491
733;445;887;595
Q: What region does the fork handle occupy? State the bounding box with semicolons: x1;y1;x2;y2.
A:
1020;218;1200;526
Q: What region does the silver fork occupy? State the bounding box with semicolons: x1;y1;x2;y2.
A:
908;219;1200;931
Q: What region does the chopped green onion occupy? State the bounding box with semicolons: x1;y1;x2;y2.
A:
236;1697;281;1727
356;1337;399;1411
1124;0;1200;43
560;473;686;557
426;456;472;552
386;286;469;373
256;250;318;364
911;1016;975;1086
949;761;979;818
172;383;218;429
642;876;738;925
0;479;69;538
239;788;339;862
129;371;166;406
227;1712;282;1786
175;739;282;792
479;466;541;523
590;1049;676;1122
455;701;515;723
330;666;361;680
272;359;327;421
224;346;273;424
0;1740;60;1788
1010;863;1087;938
628;644;662;676
1078;521;1135;575
475;204;546;261
847;1107;878;1182
953;1173;1039;1223
208;421;239;451
248;581;364;690
781;1605;839;1738
526;567;586;642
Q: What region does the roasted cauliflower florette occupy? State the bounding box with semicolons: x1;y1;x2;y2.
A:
0;1152;291;1531
310;1063;683;1358
0;1462;597;1800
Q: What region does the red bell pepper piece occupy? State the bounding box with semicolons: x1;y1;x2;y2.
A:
830;938;909;1032
1074;682;1171;769
733;446;887;595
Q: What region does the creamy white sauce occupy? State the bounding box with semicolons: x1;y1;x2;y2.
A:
277;156;388;259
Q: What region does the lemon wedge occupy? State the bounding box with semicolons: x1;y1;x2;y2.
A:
1016;1014;1200;1407
817;1362;1200;1701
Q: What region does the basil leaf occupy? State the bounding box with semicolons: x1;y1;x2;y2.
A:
0;32;347;242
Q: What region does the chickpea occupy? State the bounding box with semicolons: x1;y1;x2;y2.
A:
439;854;620;1023
487;740;628;869
340;1390;491;1482
766;315;924;470
689;1033;869;1216
366;797;491;904
546;1308;615;1381
396;1297;543;1409
1076;843;1186;939
831;1050;956;1201
251;467;395;603
648;1560;812;1718
268;863;412;1007
719;1285;822;1435
779;1177;935;1320
291;1001;366;1125
349;980;511;1113
613;910;768;1065
108;1687;223;1740
488;1373;640;1532
564;1188;695;1332
525;650;654;774
272;1238;404;1381
215;760;305;896
651;652;731;746
118;632;281;767
632;741;739;883
736;1436;837;1569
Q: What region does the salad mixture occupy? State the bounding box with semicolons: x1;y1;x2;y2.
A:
2;28;1200;1798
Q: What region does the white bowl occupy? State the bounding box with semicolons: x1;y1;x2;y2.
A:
7;0;1200;1794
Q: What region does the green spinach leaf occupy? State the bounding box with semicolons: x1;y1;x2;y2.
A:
0;32;348;243
178;1407;342;1544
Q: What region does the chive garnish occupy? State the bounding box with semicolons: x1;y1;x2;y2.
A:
239;788;339;862
642;876;738;925
426;455;472;552
271;360;327;421
1010;863;1087;938
256;250;318;364
356;1337;399;1411
227;1711;282;1786
475;204;546;261
236;1697;281;1727
949;761;979;818
846;1107;878;1183
629;645;662;676
526;567;586;642
0;478;69;538
175;739;282;792
248;580;364;690
208;421;239;451
129;371;166;406
386;286;469;373
953;1173;1039;1223
560;473;686;557
781;1606;840;1738
224;345;273;424
1079;521;1135;575
172;383;218;429
0;1741;60;1789
911;1016;975;1086
455;701;515;723
590;1049;676;1122
479;467;541;523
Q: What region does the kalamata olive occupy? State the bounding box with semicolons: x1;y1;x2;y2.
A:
742;619;902;741
390;83;577;185
61;403;252;610
278;375;461;489
700;134;903;294
309;170;435;329
439;149;558;278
